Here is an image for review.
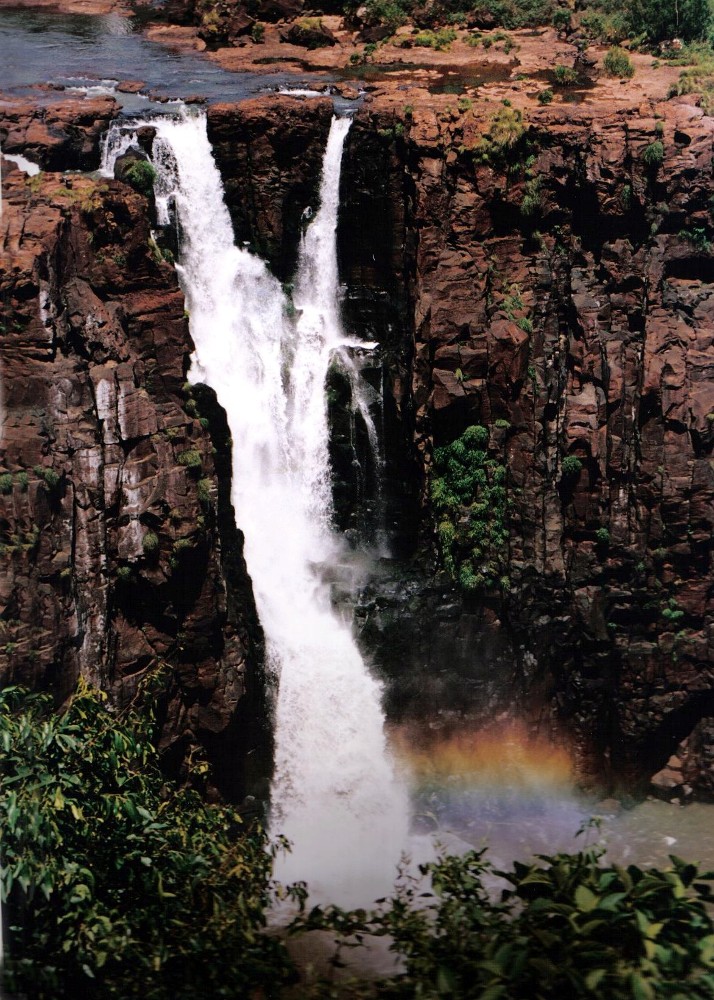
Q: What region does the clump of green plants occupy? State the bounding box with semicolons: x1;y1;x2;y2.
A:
642;140;664;168
678;226;712;251
603;46;635;78
552;7;571;31
177;449;202;473
595;527;610;545
196;477;213;506
0;683;295;999
364;0;408;32
298;842;714;998
470;105;528;165
412;27;457;50
553;63;579;86
662;597;685;623
142;529;159;556
431;424;509;591
538;87;554;104
520;176;543;218
251;21;265;43
33;465;61;491
0;473;13;495
122;160;157;198
562;454;583;477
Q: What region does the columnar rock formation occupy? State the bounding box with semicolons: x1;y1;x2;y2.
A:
0;99;265;799
207;92;714;795
2;87;713;797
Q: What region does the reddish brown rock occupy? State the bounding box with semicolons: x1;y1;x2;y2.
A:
0;164;262;801
0;94;119;171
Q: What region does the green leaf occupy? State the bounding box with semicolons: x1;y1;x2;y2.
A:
575;885;599;912
631;972;654;1000
585;968;606;991
436;964;456;994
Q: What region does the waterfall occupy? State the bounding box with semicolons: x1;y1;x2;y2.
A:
105;110;408;906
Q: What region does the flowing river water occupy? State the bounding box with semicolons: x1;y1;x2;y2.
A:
3;6;714;913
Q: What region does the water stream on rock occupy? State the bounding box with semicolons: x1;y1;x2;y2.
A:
104;109;409;907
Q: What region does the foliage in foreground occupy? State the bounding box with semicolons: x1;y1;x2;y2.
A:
298;846;714;999
0;685;295;999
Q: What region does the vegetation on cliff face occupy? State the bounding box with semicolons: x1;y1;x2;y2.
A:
431;425;510;592
0;685;295;999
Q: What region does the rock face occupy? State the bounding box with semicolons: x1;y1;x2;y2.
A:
3;86;714;800
0;95;119;171
0;150;265;801
208;92;714;796
206;96;334;281
344;95;714;794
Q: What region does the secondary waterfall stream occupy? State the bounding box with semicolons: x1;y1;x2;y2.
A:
105;110;409;905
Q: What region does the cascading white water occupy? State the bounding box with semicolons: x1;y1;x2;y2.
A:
108;110;408;905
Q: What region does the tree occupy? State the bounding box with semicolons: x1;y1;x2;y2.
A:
0;683;295;999
626;0;712;42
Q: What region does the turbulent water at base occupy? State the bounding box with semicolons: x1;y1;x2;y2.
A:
105;110;408;906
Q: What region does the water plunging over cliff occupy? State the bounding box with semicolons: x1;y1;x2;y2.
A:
113;111;408;905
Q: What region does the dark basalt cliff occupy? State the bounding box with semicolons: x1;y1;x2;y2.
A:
0;99;266;801
2;88;713;799
208;92;714;796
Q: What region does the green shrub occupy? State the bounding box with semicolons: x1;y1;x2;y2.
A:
678;226;711;251
0;473;13;494
16;471;29;492
553;63;578;85
413;28;457;50
538;87;554;104
562;455;583;477
142;530;159;555
471;105;527;164
33;465;61;491
663;598;685;623
122;160;157;198
299;845;714;998
603;46;635;78
251;21;264;42
116;564;133;582
364;0;407;32
642;140;664;167
520;178;543;219
177;449;202;472
0;685;294;999
431;425;509;591
595;527;610;545
552;7;571;31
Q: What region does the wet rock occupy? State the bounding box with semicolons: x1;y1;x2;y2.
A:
0;94;119;171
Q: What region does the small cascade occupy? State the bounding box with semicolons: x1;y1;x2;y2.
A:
103;109;408;906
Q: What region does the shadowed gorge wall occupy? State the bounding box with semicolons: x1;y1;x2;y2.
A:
210;93;714;794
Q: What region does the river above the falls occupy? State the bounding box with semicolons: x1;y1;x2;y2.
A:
0;6;334;105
